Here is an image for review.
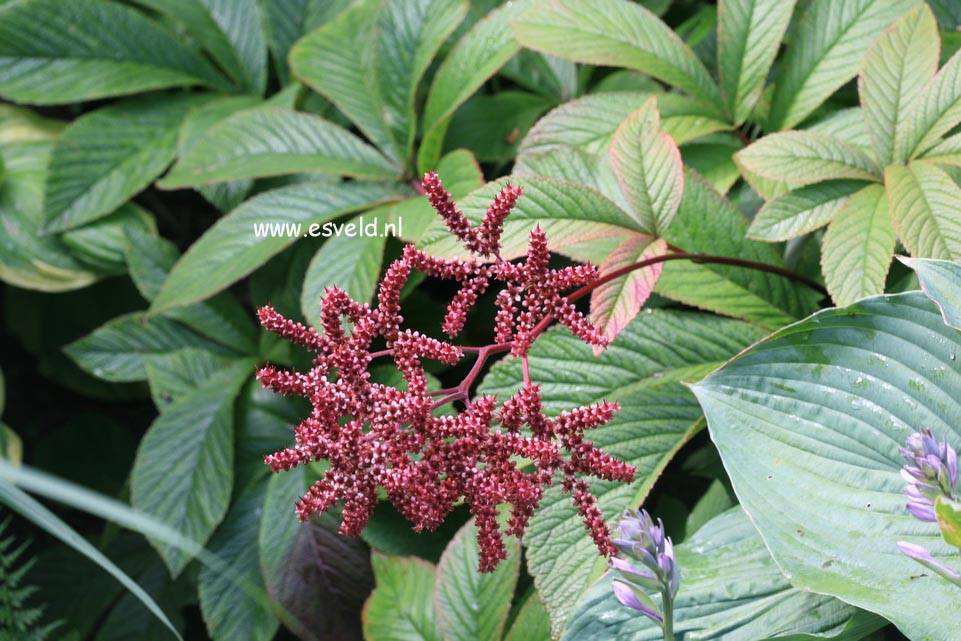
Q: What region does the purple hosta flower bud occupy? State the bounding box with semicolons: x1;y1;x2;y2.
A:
612;580;663;623
900;429;959;522
896;542;961;587
612;509;680;598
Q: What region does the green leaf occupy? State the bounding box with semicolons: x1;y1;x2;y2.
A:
362;554;441;641
503;590;551;641
903;47;961;157
60;202;155;273
418;0;534;172
747;180;868;242
919;132;961;167
198;478;279;641
262;0;350;85
680;134;743;195
0;0;231;104
718;0;796;125
145;348;228;412
479;310;764;635
766;0;921;131
300;213;386;328
445;91;554;163
935;496;961;550
0;479;182;641
609;98;684;235
563;509;886;641
736;131;880;186
885;161;961;260
658;171;823;329
131;360;253;575
434;518;520;641
64;312;231;383
901;256;961;331
692;292;961;640
151;180;402;312
860;5;939;165
821;184;894;307
159;106;401;188
511;0;723;112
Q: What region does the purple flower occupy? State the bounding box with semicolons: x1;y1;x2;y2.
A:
612;580;662;623
896;541;961;586
900;429;958;522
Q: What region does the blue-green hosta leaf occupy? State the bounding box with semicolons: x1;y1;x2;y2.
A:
362;554;441;641
0;0;231;104
821;184;895;307
159;106;401;188
736;131;880;187
717;0;796;125
765;0;921;131
434;518;520;641
747;180;869;242
901;256;961;331
692;293;961;641
131;360;254;576
151;180;403;313
478;310;764;636
563;509;886;641
860;5;939;165
885;161;961;260
198;478;279;641
511;0;723;112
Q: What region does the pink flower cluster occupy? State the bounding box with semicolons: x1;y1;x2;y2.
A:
258;172;636;571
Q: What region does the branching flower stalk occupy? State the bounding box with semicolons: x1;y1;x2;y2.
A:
258;172;827;572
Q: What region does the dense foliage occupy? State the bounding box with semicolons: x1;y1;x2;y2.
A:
2;0;961;639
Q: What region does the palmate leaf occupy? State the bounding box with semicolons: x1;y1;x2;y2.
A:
903;46;961;158
885;161;961;260
859;4;939;166
717;0;796;125
0;0;232;104
902;256;961;331
478;310;764;636
692;292;961;640
747;180;869;242
765;0;921;131
563;509;885;641
511;0;723;113
735;130;881;186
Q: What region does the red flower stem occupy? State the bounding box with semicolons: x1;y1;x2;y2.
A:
522;356;532;388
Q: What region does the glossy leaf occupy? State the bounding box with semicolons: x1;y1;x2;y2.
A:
747;180;868;242
0;0;231;104
821;184;894;306
362;554;441;641
151;181;402;312
885;161;961;260
563;509;886;641
736;130;880;186
692;292;961;640
131;360;253;575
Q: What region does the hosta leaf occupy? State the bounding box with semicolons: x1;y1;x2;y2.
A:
0;0;231;104
692;292;961;641
766;0;920;131
936;497;961;549
479;310;764;636
563;509;886;641
901;256;961;331
198;478;278;641
822;184;894;307
419;176;642;265
736;131;880;186
418;0;534;172
151;181;402;313
131;360;253;575
159;106;401;188
44;93;205;232
511;0;723;112
503;590;551;641
609;99;684;235
718;0;796;125
747;180;868;242
860;5;939;165
885;161;961;260
434;518;519;641
362;554;441;641
259;466;374;640
904;47;961;157
300;212;387;328
657;171;823;329
262;0;350;85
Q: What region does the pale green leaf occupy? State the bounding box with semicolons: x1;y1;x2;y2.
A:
434;518;519;641
511;0;723;112
936;496;961;550
0;0;231;104
151;181;402;312
885;161;961;260
564;509;885;641
748;180;868;242
362;554;441;641
159;106;401;188
821;184;894;306
919;132;961;166
718;0;796;125
692;292;961;640
131;360;253;575
900;256;961;331
860;5;939;165
766;0;921;131
736;130;880;186
904;44;961;157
